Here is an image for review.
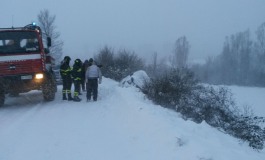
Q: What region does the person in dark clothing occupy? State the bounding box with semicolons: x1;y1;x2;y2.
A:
60;56;73;101
88;58;93;66
85;58;102;101
72;59;82;102
81;60;89;92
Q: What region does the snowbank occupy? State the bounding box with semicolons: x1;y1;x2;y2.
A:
119;70;150;89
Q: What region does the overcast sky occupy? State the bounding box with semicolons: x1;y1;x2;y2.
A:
1;0;265;63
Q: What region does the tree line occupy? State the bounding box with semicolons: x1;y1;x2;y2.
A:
191;22;265;87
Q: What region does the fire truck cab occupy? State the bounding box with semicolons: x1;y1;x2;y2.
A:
0;23;57;106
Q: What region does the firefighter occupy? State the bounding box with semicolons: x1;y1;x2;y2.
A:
81;59;89;92
72;59;82;102
60;56;73;101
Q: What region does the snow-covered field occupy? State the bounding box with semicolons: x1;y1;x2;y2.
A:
0;77;264;160
228;85;265;118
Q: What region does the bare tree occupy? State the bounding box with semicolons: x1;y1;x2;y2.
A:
218;30;252;85
148;52;158;77
255;22;265;55
254;22;265;69
252;22;265;85
37;9;63;63
94;46;115;78
115;49;145;80
146;52;170;78
172;36;190;68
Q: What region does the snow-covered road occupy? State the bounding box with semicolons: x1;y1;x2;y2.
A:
0;78;179;160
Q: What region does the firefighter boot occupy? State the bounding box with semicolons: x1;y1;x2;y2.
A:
68;93;74;101
73;96;81;102
63;93;67;100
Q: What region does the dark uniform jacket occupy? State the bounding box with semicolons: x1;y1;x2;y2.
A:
60;62;72;80
72;62;82;81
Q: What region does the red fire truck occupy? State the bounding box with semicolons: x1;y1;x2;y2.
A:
0;23;57;106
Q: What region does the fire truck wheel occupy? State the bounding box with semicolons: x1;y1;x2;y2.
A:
42;79;56;101
0;90;5;107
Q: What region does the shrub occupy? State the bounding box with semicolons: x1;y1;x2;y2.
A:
142;68;198;109
142;67;265;149
95;47;145;81
227;109;265;150
94;46;115;79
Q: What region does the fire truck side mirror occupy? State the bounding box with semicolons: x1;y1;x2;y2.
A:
47;37;51;47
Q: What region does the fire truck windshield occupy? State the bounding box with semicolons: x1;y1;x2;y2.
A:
0;31;40;54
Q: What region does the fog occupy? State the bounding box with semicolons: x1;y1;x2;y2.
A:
1;0;265;63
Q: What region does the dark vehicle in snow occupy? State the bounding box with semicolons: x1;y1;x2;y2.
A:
0;23;57;106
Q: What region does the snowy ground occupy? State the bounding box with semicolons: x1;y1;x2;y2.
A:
0;77;264;160
228;85;265;118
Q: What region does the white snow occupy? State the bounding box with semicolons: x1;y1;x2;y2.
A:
0;77;265;160
227;85;265;118
119;70;150;89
